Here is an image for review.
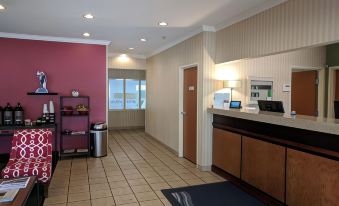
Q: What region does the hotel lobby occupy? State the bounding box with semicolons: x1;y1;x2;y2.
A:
0;0;338;206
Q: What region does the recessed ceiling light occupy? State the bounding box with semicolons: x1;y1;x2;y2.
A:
158;22;168;27
0;5;6;10
83;14;94;19
83;32;91;37
140;38;147;42
129;47;135;50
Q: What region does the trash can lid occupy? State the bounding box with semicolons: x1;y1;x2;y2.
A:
91;122;107;130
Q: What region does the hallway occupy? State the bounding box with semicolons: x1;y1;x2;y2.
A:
44;130;224;206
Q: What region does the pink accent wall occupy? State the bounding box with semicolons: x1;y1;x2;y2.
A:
0;37;107;153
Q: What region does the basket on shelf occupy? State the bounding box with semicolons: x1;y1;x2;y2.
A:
76;104;89;115
61;106;73;115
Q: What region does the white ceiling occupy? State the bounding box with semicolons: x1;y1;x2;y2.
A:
0;0;285;57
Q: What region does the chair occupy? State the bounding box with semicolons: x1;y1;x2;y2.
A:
1;129;53;196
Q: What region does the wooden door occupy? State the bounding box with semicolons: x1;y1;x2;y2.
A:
291;70;318;116
183;67;197;163
335;70;339;100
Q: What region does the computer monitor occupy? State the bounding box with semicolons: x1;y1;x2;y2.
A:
258;100;285;113
230;101;241;109
334;101;339;119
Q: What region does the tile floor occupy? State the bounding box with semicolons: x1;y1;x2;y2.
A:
44;129;225;206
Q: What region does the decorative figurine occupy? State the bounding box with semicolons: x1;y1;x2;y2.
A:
72;90;80;97
35;71;48;93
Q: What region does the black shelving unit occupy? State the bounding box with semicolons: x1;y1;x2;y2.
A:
27;92;58;95
60;96;90;158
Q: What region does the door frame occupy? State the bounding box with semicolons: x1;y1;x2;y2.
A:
327;66;339;118
179;63;199;159
289;66;324;116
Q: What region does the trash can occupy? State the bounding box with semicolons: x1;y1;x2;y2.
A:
90;122;108;157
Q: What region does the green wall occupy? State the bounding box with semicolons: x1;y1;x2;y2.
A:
326;43;339;67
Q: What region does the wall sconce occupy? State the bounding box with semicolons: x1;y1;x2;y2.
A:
117;54;130;63
223;80;241;101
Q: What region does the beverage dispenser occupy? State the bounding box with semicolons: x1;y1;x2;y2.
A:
0;106;3;126
14;103;24;126
4;103;13;125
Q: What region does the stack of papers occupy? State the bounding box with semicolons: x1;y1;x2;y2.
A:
77;149;89;153
0;189;19;202
0;177;30;190
71;131;86;135
63;149;75;153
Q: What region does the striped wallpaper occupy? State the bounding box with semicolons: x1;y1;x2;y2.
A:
215;46;326;113
216;0;339;63
146;33;204;153
108;55;146;70
108;110;145;129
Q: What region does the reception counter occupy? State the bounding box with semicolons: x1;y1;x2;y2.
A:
208;108;339;206
209;108;339;135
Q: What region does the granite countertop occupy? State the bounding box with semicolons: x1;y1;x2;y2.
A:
0;124;56;130
0;124;57;136
208;107;339;135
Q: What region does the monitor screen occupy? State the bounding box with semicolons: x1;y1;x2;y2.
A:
230;101;241;109
258;100;285;113
334;101;339;119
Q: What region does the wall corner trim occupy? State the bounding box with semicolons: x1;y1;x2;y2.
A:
202;25;216;32
144;132;179;155
146;24;214;58
108;52;147;59
146;27;204;58
0;32;111;45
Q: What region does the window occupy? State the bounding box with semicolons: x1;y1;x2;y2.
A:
126;79;140;109
109;79;146;110
140;80;146;109
109;79;124;110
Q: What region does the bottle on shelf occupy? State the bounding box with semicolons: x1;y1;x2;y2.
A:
4;103;13;126
14;103;24;126
49;101;55;124
41;114;47;124
36;117;42;125
42;103;49;124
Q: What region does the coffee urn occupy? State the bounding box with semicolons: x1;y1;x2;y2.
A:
0;106;3;126
4;103;13;125
14;103;24;126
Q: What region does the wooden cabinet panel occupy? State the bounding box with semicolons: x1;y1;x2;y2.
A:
213;128;241;178
241;137;286;202
286;149;339;206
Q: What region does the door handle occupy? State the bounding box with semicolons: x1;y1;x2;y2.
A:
181;112;186;115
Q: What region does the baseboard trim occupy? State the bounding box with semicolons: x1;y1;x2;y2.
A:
144;132;179;156
144;133;213;172
198;165;212;171
109;126;145;130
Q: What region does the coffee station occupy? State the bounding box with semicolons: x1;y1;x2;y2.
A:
0;101;58;157
0;101;56;127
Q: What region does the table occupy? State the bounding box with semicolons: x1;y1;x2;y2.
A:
0;176;38;206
